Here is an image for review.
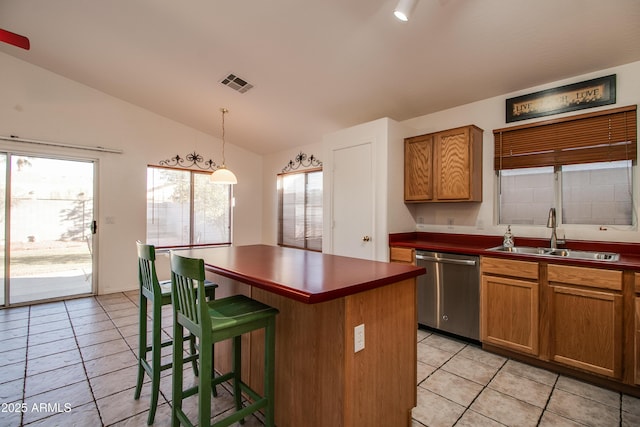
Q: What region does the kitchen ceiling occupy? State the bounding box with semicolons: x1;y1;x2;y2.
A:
1;0;640;155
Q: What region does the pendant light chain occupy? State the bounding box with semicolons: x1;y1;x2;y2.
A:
210;107;237;184
221;107;228;167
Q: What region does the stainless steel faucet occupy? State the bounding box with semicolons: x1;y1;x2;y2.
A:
546;208;563;249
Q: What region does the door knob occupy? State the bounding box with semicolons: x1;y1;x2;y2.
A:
362;236;371;242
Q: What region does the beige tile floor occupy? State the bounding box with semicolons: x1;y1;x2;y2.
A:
0;292;638;426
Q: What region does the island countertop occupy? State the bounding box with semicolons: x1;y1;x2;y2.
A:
179;244;425;304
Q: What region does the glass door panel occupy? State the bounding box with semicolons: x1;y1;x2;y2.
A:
0;154;5;306
9;155;94;304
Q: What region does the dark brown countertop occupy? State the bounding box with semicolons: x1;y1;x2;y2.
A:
389;232;640;271
178;244;426;304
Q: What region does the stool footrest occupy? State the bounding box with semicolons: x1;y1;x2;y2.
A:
139;353;198;375
212;397;268;427
173;390;268;427
174;409;196;427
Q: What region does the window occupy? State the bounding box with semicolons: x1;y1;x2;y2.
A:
146;166;232;247
561;160;632;225
495;105;636;227
499;166;554;225
277;169;322;251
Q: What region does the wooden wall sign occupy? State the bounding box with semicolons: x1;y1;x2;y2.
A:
505;74;616;123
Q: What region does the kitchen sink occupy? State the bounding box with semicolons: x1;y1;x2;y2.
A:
489;246;548;255
487;246;620;262
545;248;620;261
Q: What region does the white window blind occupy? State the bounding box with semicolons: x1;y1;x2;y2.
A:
277;169;322;251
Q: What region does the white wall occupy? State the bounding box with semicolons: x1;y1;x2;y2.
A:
402;60;640;243
0;52;263;294
321;117;416;261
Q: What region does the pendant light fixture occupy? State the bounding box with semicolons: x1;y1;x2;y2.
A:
210;107;238;184
394;0;418;21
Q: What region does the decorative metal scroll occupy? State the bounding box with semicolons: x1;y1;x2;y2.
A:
158;152;218;171
282;152;322;173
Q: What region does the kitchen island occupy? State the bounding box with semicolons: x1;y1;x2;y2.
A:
178;244;425;427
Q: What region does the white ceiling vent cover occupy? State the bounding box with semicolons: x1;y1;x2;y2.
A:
219;74;254;93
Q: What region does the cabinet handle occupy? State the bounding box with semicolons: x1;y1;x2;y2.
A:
362;236;371;242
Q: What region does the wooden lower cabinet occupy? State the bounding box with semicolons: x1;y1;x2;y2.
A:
481;257;539;356
390;246;415;264
636;296;640;385
548;264;623;379
636;272;640;385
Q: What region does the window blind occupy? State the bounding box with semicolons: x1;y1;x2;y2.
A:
493;105;637;170
277;168;322;251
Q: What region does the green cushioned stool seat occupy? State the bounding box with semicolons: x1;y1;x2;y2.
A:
170;252;279;427
134;241;218;425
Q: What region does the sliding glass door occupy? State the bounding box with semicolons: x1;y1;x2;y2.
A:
2;154;95;305
0;154;5;306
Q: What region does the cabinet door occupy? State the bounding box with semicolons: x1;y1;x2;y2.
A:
550;285;622;379
636;273;640;385
404;135;432;202
636;295;640;385
389;246;415;264
433;127;471;200
481;274;539;356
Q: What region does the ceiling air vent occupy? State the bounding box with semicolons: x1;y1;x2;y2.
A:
219;73;254;93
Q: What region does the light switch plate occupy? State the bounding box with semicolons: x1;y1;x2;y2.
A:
354;324;365;353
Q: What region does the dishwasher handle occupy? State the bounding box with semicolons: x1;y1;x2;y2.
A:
415;254;477;266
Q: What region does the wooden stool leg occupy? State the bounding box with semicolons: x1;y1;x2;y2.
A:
134;294;147;401
147;300;163;425
232;335;243;419
264;317;276;427
171;323;185;427
189;334;199;376
198;336;213;427
211;342;218;397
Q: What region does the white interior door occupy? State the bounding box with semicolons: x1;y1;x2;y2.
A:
331;142;375;260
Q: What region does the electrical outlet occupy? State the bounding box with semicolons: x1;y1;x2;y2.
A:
447;218;454;229
354;324;365;353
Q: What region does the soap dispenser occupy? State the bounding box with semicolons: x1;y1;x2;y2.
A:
503;225;514;248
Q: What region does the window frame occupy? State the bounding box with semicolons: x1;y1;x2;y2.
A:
146;165;233;249
277;167;322;252
494;105;637;229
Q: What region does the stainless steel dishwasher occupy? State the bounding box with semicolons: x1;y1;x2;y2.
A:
415;251;480;341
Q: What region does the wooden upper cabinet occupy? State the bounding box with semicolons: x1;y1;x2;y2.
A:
404;134;433;201
404;125;483;203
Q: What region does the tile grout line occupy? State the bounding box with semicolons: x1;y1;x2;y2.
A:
452;346;509;426
98;292;157;426
19;305;32;427
65;298;105;427
619;393;622;427
535;373;560;426
417;334;495;426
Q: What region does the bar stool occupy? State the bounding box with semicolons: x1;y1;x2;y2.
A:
170;252;279;427
134;242;218;425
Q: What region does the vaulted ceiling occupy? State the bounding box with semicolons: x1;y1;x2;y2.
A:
2;0;640;154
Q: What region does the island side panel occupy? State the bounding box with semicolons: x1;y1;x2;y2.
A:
343;278;417;427
251;287;346;427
